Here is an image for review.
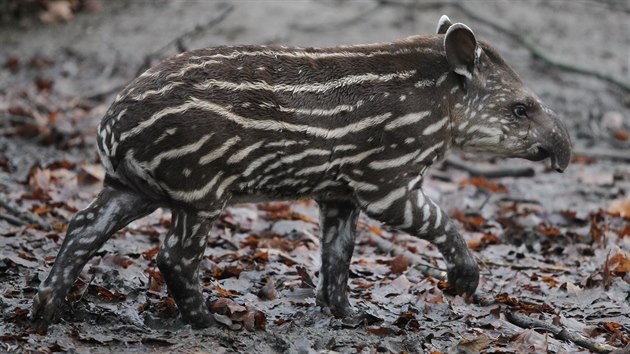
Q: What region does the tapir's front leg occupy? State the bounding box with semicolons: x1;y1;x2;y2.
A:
359;188;479;296
156;209;215;328
32;185;156;326
316;200;359;317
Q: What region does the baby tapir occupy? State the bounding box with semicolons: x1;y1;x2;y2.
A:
32;15;571;328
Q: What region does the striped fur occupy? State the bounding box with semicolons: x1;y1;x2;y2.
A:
99;38;453;209
34;16;571;328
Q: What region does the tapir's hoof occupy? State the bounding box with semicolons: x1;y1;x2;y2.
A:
316;290;355;318
183;310;216;329
447;255;480;297
31;288;63;331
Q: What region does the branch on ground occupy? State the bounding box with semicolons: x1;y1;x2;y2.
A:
504;310;620;354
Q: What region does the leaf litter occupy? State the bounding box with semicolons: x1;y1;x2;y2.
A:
1;2;630;353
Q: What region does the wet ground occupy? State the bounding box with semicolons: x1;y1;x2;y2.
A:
1;1;629;353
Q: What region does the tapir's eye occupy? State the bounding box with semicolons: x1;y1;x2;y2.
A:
512;104;528;119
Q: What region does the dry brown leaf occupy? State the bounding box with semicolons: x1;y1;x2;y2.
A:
258;277;278;300
456;336;493;353
609;198;630;218
460;176;508;193
78;164;105;185
612;130;629;141
389;254;410;274
39;1;74;23
607;252;630;273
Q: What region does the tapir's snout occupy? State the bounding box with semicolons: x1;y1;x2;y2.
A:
541;115;572;173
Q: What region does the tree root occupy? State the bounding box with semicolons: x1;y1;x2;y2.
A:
0;199;51;231
504;310;619;354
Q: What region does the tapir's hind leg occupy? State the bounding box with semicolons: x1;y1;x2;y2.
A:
316;200;359;318
32;184;157;325
156;209;215;328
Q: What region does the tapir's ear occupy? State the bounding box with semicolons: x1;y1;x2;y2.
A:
436;15;452;34
444;23;479;79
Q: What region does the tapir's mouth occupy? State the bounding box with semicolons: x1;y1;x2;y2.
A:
527;146;550;162
525;146;567;173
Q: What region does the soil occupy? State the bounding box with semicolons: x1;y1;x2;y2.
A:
1;1;629;353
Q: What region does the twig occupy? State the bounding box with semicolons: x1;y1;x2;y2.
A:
0;199;51;231
135;4;234;76
81;5;233;101
377;0;630;93
573;147;630;163
445;156;535;178
365;232;447;280
504;310;619;353
0;212;28;227
480;259;570;273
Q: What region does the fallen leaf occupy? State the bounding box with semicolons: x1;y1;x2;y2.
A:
296;265;315;288
460;177;508;193
389;254;410;274
456;336;493;353
39;0;74;23
606;252;630;274
77;164;105;185
258;277;278;300
612;130;629;141
609;198;630;217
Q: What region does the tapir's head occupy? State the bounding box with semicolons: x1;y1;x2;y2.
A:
438;15;571;172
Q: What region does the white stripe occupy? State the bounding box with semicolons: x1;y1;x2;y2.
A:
163;171;223;201
266;140;305;147
414;141;444;163
422;204;431;222
435;72;449;86
263;149;330;173
407;175;422;191
384;111;431;130
433;201;442;229
195;70;416;94
368;149;420;170
115;108;127;122
227;141;264;164
312;180;342;191
398;200;413;229
296;148;384;176
193;47;436;61
273;101;364;116
434;234;447;244
166;60;221;79
216;175;239;198
333;144;357;151
148;133;213;170
130;82;184;101
368;186;407;214
422;116;449;135
414;79;434;88
121;98;392;142
243;153;277;177
199;136;241;165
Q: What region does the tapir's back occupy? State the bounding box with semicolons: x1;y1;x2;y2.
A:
96;37;449;204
